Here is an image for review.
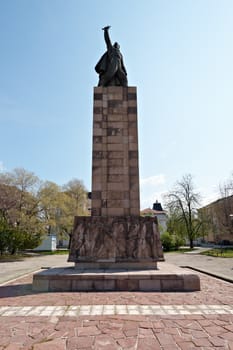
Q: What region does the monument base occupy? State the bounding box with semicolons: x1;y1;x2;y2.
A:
68;216;164;268
33;214;200;292
32;263;200;292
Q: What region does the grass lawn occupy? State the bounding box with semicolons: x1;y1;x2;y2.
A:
0;253;30;261
165;248;198;253
0;249;69;261
201;248;233;258
37;249;69;255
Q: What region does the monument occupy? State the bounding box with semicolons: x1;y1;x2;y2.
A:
68;26;163;270
33;27;200;292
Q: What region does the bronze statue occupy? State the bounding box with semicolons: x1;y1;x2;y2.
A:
95;26;128;87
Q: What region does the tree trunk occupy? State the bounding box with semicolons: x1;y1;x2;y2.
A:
190;238;194;249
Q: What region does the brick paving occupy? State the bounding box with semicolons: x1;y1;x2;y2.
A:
0;269;233;349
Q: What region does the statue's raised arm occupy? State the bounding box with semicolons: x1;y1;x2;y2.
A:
102;26;112;50
95;26;128;87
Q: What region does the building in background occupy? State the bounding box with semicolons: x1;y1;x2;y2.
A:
199;195;233;244
141;200;167;233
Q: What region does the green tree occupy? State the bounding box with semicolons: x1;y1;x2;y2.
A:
0;168;43;253
165;174;203;249
63;179;88;216
38;179;88;243
0;168;89;253
0;214;9;255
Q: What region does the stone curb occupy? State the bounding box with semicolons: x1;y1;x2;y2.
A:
182;266;233;284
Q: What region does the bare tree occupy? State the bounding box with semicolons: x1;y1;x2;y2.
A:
165;174;203;248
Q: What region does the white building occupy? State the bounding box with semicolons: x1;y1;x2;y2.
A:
141;200;167;233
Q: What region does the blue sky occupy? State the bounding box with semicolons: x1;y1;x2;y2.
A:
0;0;233;209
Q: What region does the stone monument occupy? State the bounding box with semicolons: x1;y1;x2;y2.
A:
32;26;200;292
68;26;163;269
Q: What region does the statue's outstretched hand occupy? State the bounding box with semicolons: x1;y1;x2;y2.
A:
102;25;111;31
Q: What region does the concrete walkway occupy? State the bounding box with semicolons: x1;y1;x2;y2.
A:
0;254;72;284
1;250;232;285
164;250;233;283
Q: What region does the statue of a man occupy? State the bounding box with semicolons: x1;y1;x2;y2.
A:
95;26;128;87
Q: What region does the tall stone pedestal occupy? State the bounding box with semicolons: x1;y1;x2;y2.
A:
32;86;200;292
91;86;140;217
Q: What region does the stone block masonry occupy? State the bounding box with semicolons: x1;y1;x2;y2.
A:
91;86;140;217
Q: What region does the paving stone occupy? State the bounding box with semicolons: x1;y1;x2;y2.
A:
137;337;161;349
33;338;66;350
225;324;233;332
83;320;99;327
139;327;154;337
67;336;94;349
204;325;226;336
220;332;233;341
110;330;125;339
161;346;180;350
177;341;197;349
156;333;177;346
193;337;212;347
190;329;209;338
209;336;227;347
94;334;120;349
164;327;180;335
173;333;193;342
197;319;214;327
116;337;137;349
203;348;226;350
152;320;165;329
139;321;153;328
123;328;138;337
4;344;23;350
77;326;101;336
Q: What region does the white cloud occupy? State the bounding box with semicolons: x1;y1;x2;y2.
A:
197;185;220;207
200;191;219;207
140;174;167;209
140;174;166;187
140;190;167;209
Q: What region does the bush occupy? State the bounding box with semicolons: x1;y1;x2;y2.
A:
172;235;185;250
161;231;185;251
161;232;173;251
6;229;42;254
0;216;42;255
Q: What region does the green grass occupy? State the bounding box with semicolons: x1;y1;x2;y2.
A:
0;253;31;261
201;248;233;258
164;247;198;253
37;249;69;255
0;249;69;261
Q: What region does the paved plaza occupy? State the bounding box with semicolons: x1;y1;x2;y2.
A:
0;253;233;349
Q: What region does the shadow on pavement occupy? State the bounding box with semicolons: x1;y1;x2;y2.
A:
0;284;39;297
